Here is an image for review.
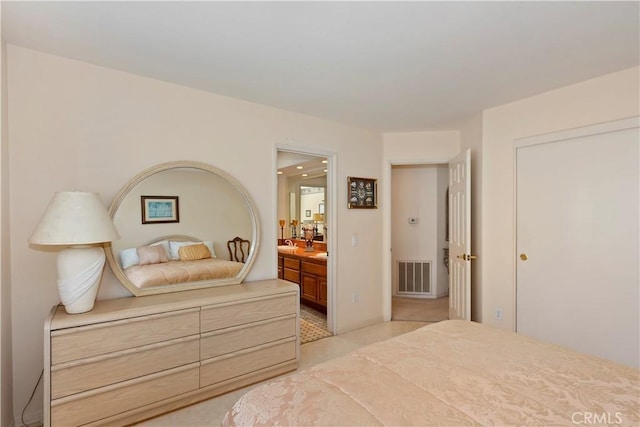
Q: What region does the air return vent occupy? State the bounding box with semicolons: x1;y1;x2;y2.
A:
397;260;431;295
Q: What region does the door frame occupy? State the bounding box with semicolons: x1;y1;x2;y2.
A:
275;144;337;334
383;156;454;321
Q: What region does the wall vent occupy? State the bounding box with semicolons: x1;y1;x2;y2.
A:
397;260;431;295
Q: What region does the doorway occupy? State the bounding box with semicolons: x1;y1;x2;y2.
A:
390;164;449;322
276;148;335;338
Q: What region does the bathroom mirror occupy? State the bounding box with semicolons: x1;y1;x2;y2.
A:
106;161;260;296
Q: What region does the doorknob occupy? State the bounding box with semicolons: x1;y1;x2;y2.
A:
456;254;477;261
520;254;528;261
457;254;466;260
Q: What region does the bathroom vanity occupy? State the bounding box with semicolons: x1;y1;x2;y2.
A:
278;240;327;312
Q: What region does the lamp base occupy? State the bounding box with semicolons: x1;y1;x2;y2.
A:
57;246;106;314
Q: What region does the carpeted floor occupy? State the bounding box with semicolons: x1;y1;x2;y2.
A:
300;305;332;344
392;296;449;322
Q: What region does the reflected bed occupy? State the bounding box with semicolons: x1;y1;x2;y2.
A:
222;320;639;426
123;258;244;289
117;236;245;289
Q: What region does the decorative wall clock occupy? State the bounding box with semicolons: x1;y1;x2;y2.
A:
347;177;377;209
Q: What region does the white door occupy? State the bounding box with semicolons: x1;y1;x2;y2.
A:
516;118;639;368
448;148;472;320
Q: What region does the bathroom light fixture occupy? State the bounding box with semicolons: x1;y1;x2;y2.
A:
29;191;120;314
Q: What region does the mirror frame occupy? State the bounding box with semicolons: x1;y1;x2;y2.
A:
105;160;261;296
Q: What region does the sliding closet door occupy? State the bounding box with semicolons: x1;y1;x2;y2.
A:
516;118;639;368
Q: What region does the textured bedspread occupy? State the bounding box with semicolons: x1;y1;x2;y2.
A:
222;320;639;427
124;258;244;288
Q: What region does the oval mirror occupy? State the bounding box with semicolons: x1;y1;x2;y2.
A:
106;161;260;296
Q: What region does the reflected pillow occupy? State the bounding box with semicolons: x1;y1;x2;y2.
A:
151;240;171;258
119;248;139;269
170;240;216;260
178;243;212;261
119;240;171;269
137;245;169;265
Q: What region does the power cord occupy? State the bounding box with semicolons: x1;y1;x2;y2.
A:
21;368;43;427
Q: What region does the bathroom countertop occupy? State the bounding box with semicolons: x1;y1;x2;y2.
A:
277;246;327;262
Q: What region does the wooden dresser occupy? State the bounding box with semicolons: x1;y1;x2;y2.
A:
44;279;299;427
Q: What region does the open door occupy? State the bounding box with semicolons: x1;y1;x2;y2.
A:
448;148;472;320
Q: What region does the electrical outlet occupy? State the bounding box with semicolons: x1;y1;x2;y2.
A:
352;292;359;303
495;307;503;320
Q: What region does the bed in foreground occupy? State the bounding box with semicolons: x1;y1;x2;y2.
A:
222;320;639;427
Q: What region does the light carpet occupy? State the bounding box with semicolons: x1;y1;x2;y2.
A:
391;296;450;322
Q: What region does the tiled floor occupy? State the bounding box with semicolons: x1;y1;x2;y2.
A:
300;304;332;343
134;320;429;426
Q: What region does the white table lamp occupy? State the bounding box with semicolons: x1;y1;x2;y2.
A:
30;191;120;314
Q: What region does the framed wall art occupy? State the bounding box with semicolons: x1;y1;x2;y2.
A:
141;196;180;224
347;177;377;209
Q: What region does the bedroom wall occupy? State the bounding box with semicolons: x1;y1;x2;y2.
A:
1;37;15;427
7;44;383;424
479;66;640;331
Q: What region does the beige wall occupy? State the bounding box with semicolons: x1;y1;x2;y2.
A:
480;66;640;330
7;45;383;423
1;36;15;427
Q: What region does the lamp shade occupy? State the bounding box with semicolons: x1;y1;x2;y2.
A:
313;213;324;222
30;191;120;245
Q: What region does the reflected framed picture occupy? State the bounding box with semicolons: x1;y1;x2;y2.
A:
141;196;179;224
347;177;377;209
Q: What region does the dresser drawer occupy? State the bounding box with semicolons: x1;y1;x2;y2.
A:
200;338;296;387
302;261;326;276
51;363;199;427
201;294;296;332
283;257;300;270
51;309;200;364
51;335;200;399
201;315;296;359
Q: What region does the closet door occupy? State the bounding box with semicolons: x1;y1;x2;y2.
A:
516;118;639;368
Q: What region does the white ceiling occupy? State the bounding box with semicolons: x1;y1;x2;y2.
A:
2;1;639;132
